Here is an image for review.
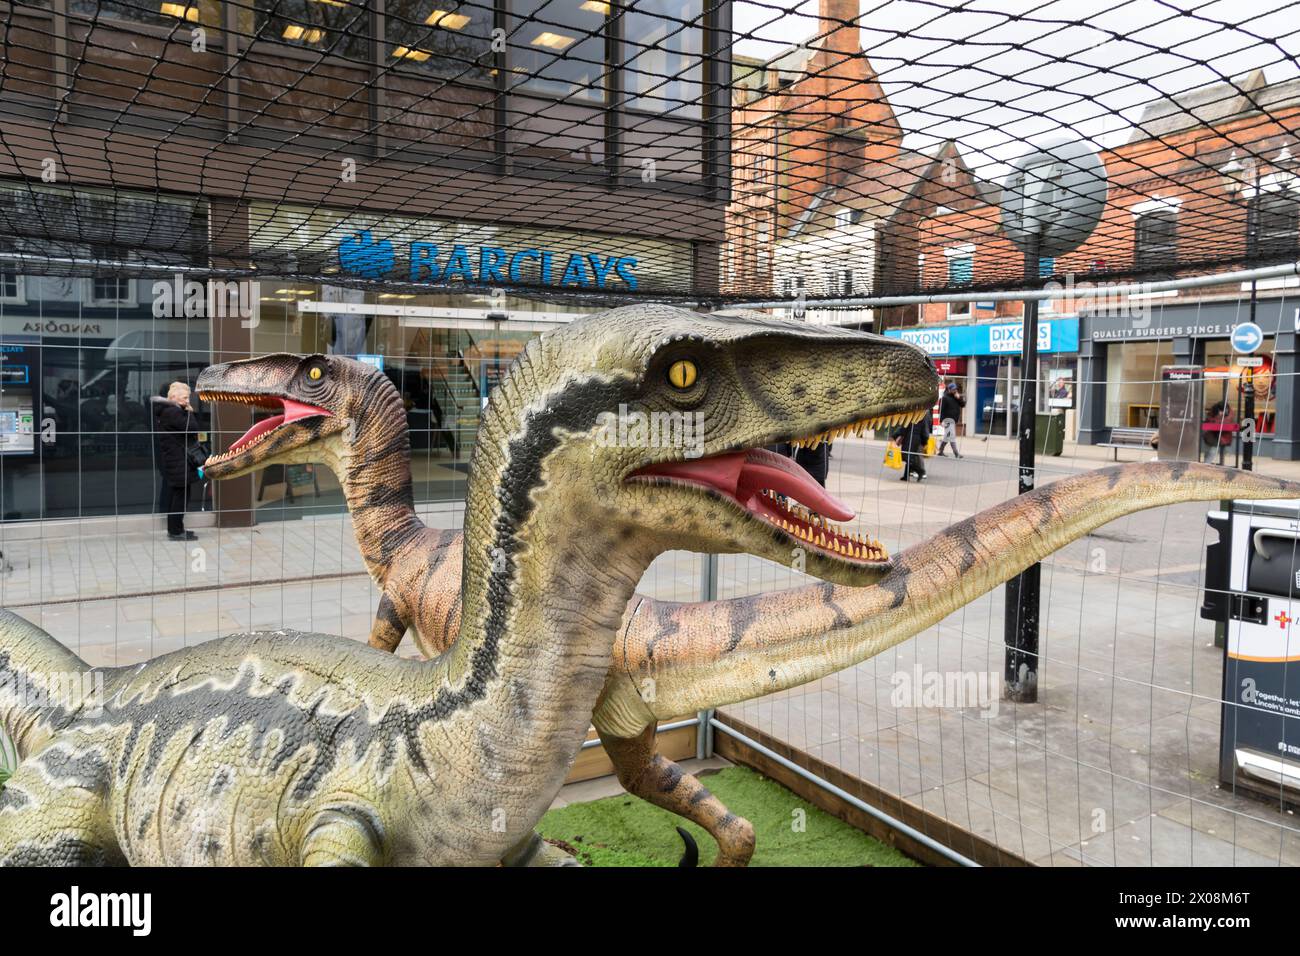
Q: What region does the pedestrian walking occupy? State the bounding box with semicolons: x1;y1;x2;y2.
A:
892;421;928;482
938;382;965;458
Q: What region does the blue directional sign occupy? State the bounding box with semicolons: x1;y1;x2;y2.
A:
1231;321;1264;355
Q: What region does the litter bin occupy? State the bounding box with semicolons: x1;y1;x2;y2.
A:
1035;412;1064;457
1200;498;1300;807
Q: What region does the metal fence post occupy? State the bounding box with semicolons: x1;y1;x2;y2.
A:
697;553;719;760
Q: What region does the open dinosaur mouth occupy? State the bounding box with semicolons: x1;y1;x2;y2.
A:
197;392;332;463
629;406;930;565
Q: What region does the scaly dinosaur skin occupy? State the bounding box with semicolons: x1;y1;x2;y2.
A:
193;352;1300;866
362;469;1299;866
0;306;936;865
188;349;917;865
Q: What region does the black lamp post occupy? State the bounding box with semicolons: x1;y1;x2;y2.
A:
1217;149;1295;470
997;140;1108;703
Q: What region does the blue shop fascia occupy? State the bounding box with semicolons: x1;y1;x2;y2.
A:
884;316;1081;436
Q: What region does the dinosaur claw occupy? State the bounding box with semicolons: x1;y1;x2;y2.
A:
676;827;699;868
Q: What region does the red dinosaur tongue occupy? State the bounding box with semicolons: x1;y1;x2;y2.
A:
633;448;855;521
229;398;330;451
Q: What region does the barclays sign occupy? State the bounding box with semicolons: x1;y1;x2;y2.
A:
337;231;639;290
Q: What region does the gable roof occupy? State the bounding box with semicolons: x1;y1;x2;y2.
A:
1127;69;1281;144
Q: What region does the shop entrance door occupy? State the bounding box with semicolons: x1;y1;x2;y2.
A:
976;356;1017;436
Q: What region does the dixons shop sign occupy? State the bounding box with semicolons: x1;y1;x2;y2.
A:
897;328;950;354
988;322;1050;354
885;318;1078;356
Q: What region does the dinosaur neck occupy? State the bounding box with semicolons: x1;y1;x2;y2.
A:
604;461;1295;732
416;347;653;858
322;388;425;586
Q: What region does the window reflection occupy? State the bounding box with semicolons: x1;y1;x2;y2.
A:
509;0;608;102
69;0;222;28
622;0;702;117
252;0;372;59
0;275;213;520
385;0;495;82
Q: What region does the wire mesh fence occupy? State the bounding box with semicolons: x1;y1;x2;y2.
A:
1;0;1300;866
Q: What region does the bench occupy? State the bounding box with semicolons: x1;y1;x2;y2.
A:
1098;426;1157;461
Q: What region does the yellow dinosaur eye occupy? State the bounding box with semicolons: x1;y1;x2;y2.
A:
667;360;697;389
308;366;323;381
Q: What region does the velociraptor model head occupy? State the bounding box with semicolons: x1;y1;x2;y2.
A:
195;353;382;479
475;306;938;585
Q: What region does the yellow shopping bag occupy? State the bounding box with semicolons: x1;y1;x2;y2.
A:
884;441;903;470
924;434;937;456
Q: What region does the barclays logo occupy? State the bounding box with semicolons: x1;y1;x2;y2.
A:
336;231;639;290
338;231;396;280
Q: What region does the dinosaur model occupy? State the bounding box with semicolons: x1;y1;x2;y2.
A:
190;337;1300;866
0;305;945;865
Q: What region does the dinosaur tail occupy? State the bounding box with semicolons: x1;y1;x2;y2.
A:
602;462;1300;732
0;609;93;760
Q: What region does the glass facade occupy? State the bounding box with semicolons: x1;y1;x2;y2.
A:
509;0;609;102
622;0;704;117
1105;339;1172;428
246;283;580;517
250;0;373;59
385;0;496;81
70;0;223;28
0;276;212;521
0;270;613;523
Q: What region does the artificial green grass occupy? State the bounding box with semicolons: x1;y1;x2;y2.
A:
538;765;920;867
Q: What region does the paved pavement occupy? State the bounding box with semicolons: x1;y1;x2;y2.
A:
714;436;1300;866
4;434;1300;865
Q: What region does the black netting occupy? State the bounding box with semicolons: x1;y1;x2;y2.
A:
0;0;1297;305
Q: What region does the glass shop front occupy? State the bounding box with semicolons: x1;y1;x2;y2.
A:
0;190;694;524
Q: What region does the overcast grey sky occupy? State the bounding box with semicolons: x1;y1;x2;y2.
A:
732;0;1300;176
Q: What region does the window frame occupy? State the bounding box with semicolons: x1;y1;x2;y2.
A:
1255;191;1299;260
619;0;705;119
507;0;612;105
0;272;25;305
84;276;138;309
1133;206;1179;270
382;0;498;84
945;245;975;319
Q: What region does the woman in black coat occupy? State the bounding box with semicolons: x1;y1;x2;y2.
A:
892;421;928;482
152;382;200;540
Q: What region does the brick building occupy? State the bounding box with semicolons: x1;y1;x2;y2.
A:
891;70;1300;454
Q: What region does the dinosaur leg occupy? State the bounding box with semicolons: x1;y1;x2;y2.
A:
500;831;580;867
300;806;385;866
0;744;121;866
599;724;755;867
367;592;408;653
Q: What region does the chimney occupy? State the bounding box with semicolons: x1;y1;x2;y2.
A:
821;0;860;56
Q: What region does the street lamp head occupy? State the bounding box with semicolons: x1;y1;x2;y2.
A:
1218;150;1260;194
999;138;1108;258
